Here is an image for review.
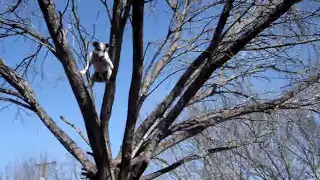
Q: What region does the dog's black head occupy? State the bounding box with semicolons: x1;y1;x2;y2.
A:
92;41;109;52
92;41;102;51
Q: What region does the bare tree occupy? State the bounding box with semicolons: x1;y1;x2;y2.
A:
0;153;80;180
158;106;320;180
0;0;320;179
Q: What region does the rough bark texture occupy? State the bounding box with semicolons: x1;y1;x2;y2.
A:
100;0;131;167
119;0;144;179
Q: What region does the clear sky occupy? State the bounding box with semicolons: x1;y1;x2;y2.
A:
0;0;173;168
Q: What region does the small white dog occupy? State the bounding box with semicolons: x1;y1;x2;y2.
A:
80;41;114;87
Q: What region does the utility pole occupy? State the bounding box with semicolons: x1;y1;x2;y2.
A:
35;161;57;180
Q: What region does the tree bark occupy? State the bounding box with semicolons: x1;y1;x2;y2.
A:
0;59;97;176
36;0;110;179
119;0;144;179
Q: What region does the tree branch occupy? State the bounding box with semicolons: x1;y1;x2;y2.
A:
99;0;113;22
0;19;56;54
0;87;24;99
157;0;299;144
0;0;22;15
60;116;90;146
119;0;144;179
139;0;189;104
0;59;96;176
99;0;132;173
133;0;234;157
153;72;319;155
0;96;33;110
243;38;320;51
140;145;241;180
133;0;301;177
35;0;109;178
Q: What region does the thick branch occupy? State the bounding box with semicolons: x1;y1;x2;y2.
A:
0;97;33;110
155;130;200;157
171;73;319;134
133;1;301;177
119;0;144;179
154;72;319;154
99;0;132;179
0;87;24;99
141;155;200;180
99;0;132;171
36;0;108;178
0;59;96;175
155;0;299;145
133;0;234;149
140;145;240;180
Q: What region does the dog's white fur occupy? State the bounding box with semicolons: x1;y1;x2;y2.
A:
80;41;114;87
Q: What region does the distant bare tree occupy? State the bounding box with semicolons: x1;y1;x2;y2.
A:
158;105;320;180
1;0;320;179
0;153;81;180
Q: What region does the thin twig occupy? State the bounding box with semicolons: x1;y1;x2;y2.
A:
60;116;90;146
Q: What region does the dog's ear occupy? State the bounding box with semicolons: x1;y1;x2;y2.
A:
92;41;99;47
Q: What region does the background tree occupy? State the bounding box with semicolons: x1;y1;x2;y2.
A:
0;153;82;180
152;107;320;180
0;0;320;179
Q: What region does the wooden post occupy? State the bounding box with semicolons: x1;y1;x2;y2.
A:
35;161;57;180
